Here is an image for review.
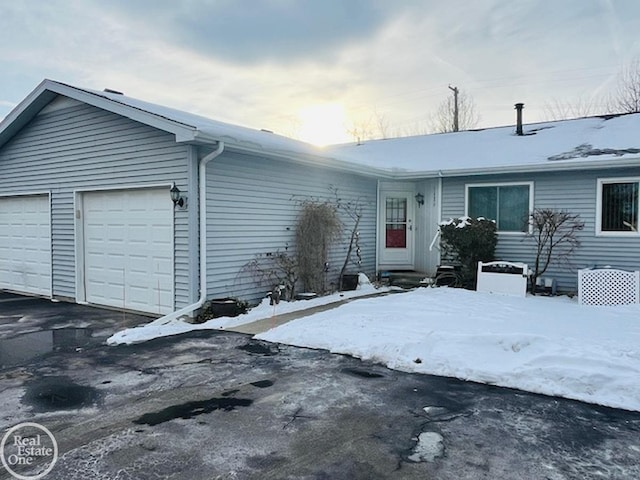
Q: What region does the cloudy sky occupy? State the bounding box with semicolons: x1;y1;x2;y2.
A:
1;0;640;145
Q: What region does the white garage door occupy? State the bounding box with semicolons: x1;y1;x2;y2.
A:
82;188;174;315
0;195;52;296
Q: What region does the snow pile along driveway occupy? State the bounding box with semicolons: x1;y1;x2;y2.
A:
107;276;390;345
256;288;640;412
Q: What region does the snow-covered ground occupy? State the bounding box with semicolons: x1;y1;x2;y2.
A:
106;275;390;345
256;288;640;412
108;279;640;412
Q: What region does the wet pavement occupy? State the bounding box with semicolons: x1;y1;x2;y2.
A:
0;292;150;340
1;295;640;479
0;328;96;368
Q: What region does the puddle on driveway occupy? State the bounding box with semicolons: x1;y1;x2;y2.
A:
0;328;95;368
342;368;385;379
237;341;279;356
133;397;253;426
250;380;274;388
22;375;100;411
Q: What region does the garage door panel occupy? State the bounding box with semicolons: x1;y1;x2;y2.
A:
0;195;51;296
82;188;173;315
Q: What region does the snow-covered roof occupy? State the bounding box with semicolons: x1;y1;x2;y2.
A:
2;79;639;178
326;114;640;177
0;79;377;177
82;85;319;154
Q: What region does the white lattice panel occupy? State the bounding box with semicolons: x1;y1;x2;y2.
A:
578;269;640;306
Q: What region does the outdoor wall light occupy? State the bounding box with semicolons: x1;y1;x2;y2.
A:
170;183;187;208
415;192;425;207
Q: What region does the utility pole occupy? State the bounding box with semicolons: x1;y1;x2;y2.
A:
448;85;459;132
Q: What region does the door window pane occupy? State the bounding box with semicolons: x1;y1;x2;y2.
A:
385;198;407;222
385;198;407;248
386;224;407;248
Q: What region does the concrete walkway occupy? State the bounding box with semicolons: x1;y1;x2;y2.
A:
228;291;399;335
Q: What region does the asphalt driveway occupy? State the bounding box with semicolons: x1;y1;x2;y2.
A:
1;295;639;479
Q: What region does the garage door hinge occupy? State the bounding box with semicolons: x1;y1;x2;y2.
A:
76;209;81;219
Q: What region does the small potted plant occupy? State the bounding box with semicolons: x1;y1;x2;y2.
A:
340;273;359;291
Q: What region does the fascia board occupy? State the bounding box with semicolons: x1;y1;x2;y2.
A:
389;157;640;179
0;80;57;149
193;131;392;179
0;80;198;148
231;144;391;179
46;81;199;141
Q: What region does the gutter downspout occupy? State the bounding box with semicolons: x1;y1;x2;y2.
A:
153;142;225;325
375;179;380;275
430;171;444;256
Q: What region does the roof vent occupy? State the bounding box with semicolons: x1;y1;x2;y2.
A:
103;88;124;95
515;103;524;136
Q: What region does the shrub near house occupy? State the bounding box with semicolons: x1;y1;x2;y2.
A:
439;217;498;288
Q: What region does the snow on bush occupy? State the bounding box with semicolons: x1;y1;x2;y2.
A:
439;217;497;288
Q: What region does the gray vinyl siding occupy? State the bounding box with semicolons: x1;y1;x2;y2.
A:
0;99;191;308
206;150;378;303
441;167;640;292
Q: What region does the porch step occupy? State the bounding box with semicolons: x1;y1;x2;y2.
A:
382;271;431;289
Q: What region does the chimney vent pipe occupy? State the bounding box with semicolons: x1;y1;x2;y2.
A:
515;103;524;136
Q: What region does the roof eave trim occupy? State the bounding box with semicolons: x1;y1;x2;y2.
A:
49;81;199;140
193;131;392;178
389;157;640;179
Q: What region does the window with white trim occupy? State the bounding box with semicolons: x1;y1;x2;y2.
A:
597;178;639;234
466;183;532;233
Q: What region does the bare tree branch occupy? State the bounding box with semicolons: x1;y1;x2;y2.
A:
346;117;373;144
346;109;393;143
393;120;430;138
373;108;390;140
607;57;640;114
543;97;601;120
526;209;584;294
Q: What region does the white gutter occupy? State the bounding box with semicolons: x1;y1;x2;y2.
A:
152;142;225;325
193;131;389;179
387;156;640;180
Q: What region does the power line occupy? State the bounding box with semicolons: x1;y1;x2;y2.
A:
347;65;619;113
